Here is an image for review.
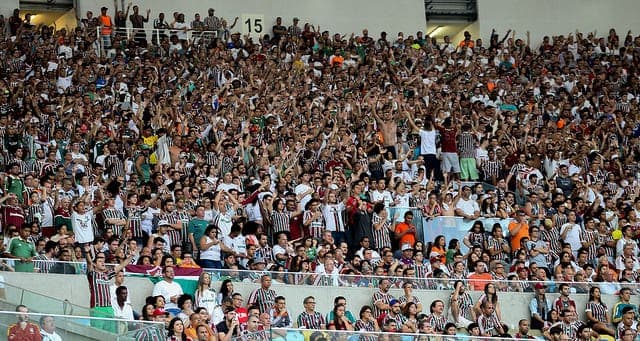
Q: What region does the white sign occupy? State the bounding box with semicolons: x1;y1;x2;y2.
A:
241;13;265;38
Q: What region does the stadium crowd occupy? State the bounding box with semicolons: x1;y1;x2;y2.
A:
1;1;640;340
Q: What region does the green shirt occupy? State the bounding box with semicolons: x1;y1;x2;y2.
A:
188;218;209;248
9;237;37;272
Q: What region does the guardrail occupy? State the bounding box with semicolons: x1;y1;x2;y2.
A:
0;310;163;340
232;328;537;341
95;26;220;56
2;258;628;294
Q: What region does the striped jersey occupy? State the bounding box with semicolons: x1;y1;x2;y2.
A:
88;269;116;307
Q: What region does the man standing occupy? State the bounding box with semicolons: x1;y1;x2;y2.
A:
8;305;41;341
247;275;277;314
394;212;416;248
8;224;37;272
297;296;326;329
98;6;113;49
294;172;314;211
559;211;581;257
86;245;133;332
508;210;530;252
152;266;184;315
188;205;209;255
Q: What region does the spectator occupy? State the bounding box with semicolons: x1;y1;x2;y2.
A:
152;266;184;316
297;295;326;329
8;305;41;340
216;306;240;340
8;224;37;272
247;275;276;314
39;315;62;341
585;286;615;336
85;244;132;332
112;286;134;321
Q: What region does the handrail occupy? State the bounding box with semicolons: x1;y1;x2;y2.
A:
2;259;629;293
264;327;534;341
0;281;88;315
95;26;221;56
0;310;163;325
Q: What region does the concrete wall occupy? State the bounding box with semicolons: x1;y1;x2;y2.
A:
75;0;426;39
0;1;19;20
477;0;640;48
54;9;79;30
5;271;640;331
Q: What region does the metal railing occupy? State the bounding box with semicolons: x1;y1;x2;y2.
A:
95;26;220;56
2;258;629;294
0;310;163;340
236;328;536;341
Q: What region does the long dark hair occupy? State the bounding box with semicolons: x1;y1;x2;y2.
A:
483;283;498;305
219;279;234;300
167;317;187;340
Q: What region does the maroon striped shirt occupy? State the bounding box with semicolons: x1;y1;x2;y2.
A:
88;269;115;307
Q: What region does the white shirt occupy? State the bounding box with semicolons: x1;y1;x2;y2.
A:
152;279;184;311
560;223;582;253
455;197;479;217
370;190;393;207
195;288;218;321
217;182;240;192
322;203;345;232
112;301;135;321
41;330;63;341
419;129;437;155
222;234;246;257
72;210;94;244
295;183;313;211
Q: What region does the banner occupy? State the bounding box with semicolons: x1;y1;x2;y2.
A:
125;265;203;296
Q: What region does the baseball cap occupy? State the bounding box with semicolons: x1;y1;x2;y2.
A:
534;283;547;290
401;244;413;251
389;299;399;307
152;308;169;317
158;220;170;226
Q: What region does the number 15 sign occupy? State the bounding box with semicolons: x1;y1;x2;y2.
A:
241;14;264;39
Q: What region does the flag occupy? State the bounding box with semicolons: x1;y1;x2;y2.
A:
125;265;203;295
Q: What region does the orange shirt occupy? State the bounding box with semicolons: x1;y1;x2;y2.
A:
430;246;446;264
458;40;475;49
395;222;416;247
99;15;112;35
468;272;492;291
508;220;529;251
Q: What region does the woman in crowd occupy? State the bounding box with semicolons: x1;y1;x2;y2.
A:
585;286;615;336
167;317;192;341
217;279;234;305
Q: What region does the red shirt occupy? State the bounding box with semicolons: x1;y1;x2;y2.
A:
8;322;42;341
438;127;457;153
236;306;248;324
